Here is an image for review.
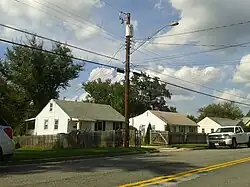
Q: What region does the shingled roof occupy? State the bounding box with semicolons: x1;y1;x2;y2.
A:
209;117;242;126
150;110;198;126
54;99;125;122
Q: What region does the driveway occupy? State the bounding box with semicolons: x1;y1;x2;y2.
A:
1;148;250;186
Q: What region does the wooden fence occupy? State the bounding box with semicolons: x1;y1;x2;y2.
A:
14;130;141;149
150;131;207;145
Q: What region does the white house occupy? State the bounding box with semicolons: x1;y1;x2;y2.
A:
129;110;198;135
197;117;243;134
26;99;125;135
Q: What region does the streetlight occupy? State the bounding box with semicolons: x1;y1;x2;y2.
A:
169;21;179;27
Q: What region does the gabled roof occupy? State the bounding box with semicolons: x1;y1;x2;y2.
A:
150;110;198;126
208;117;242;126
54;99;125;122
242;117;250;126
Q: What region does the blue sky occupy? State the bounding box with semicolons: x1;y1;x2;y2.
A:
1;0;250;116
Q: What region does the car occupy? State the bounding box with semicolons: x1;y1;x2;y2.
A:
0;117;15;161
207;126;250;149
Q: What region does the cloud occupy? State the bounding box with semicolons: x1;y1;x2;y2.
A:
232;54;250;85
154;0;164;10
85;65;222;102
151;0;250;52
214;88;250;104
0;0;123;63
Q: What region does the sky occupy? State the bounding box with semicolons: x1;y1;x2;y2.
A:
1;0;250;116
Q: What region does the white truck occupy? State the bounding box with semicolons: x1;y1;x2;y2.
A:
0;117;15;161
207;126;250;149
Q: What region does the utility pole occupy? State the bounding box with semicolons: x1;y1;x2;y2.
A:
120;12;133;148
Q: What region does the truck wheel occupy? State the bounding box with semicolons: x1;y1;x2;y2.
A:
208;143;216;149
230;138;237;149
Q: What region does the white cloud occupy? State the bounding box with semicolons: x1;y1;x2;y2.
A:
88;67;124;82
232;54;250;85
0;0;123;63
86;65;222;102
214;88;250;104
154;0;164;10
151;0;250;52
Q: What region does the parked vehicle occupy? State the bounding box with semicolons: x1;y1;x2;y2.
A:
0;117;14;161
207;126;250;149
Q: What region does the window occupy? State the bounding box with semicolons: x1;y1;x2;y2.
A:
95;121;106;131
49;103;53;112
44;119;49;130
113;122;123;130
180;126;185;133
54;119;59;130
202;128;205;133
164;125;169;131
190;127;195;133
211;129;214;133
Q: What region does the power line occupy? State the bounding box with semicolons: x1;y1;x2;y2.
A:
0;38;122;69
135;41;250;63
3;37;248;107
142;42;250;48
156;78;250;107
12;0;119;42
102;0;122;13
130;22;178;55
135;19;250;40
39;0;123;41
0;23;120;61
138;66;250;102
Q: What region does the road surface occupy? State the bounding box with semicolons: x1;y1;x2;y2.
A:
1;147;250;187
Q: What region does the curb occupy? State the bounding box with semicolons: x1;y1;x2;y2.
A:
2;150;159;167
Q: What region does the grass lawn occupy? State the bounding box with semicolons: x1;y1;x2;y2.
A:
168;144;208;149
13;147;156;162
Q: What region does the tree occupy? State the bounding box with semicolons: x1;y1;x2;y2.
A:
187;115;198;123
83;72;175;117
144;123;152;144
0;36;83;131
198;102;244;121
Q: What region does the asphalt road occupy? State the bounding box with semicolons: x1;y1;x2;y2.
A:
1;147;250;187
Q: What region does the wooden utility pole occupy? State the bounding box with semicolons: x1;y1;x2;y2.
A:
124;12;132;148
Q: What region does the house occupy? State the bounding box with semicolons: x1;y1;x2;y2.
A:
197;117;243;134
26;99;125;135
129;110;198;135
242;117;250;127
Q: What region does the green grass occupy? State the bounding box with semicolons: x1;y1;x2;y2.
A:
168;144;208;149
13;147;156;161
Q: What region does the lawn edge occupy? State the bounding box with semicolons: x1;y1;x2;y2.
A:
5;149;159;166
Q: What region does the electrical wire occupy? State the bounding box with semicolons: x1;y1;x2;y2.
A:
0;23;120;61
134;41;250;63
0;38;122;69
12;0;119;42
1;37;248;107
137;66;250;102
141;42;250;48
135;20;250;40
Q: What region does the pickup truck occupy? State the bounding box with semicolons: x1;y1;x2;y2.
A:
207;126;250;149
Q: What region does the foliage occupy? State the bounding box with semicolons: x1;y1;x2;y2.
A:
144;123;152;145
198;102;244;121
187;115;198;123
83;72;175;117
0;36;83;132
245;110;250;117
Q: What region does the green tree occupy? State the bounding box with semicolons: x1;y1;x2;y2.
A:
0;36;83;131
144;123;152;144
83;72;174;117
198;102;244;121
187;115;198;123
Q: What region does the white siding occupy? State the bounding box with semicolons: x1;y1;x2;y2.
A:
197;117;221;133
129;111;166;134
34;99;70;135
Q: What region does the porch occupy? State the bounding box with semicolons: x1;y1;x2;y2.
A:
67;118;124;132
